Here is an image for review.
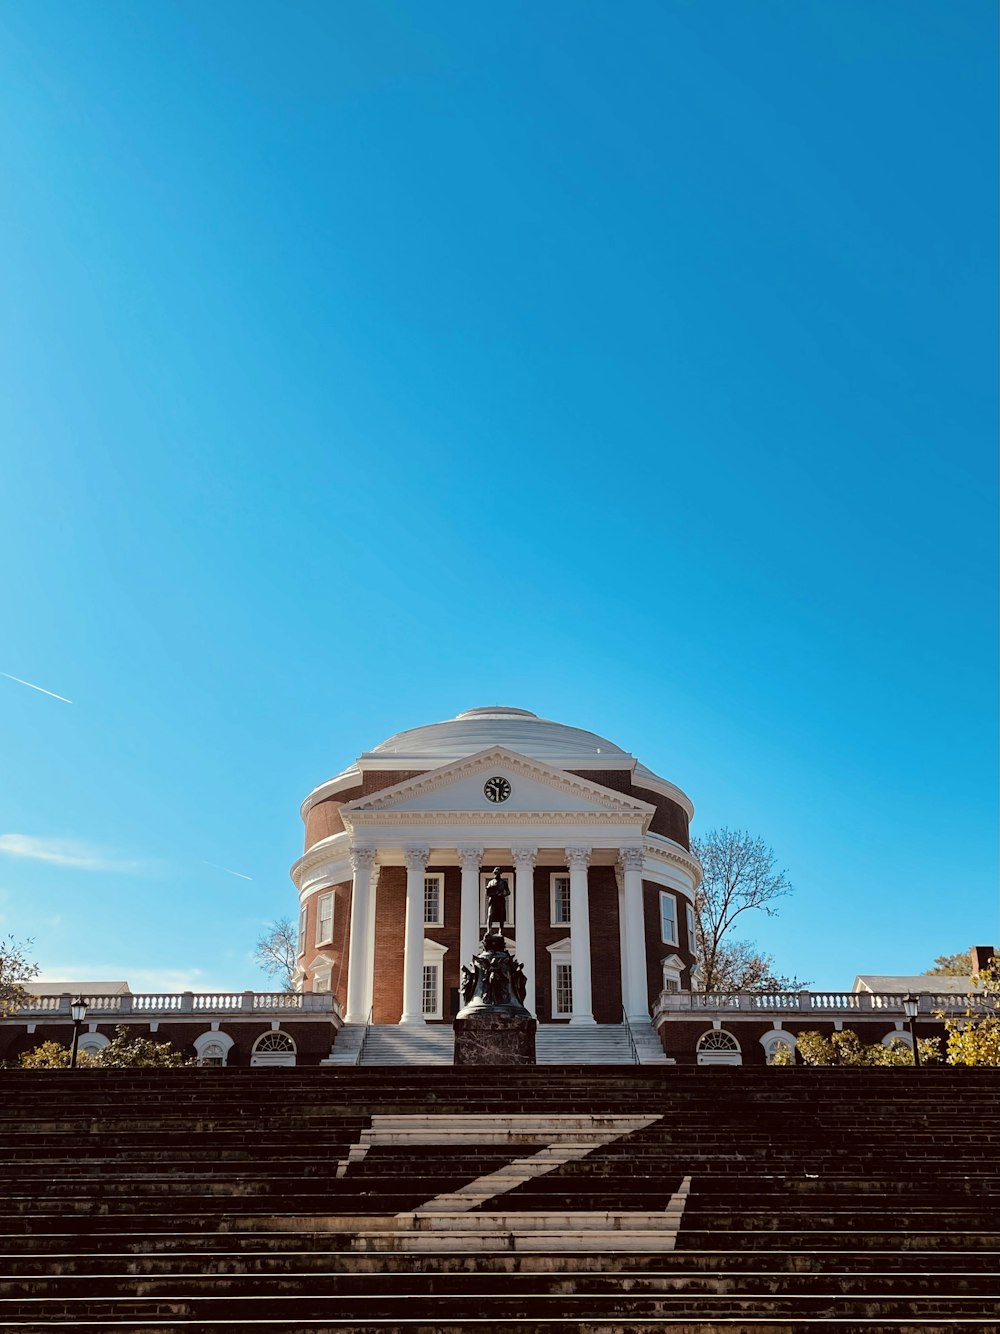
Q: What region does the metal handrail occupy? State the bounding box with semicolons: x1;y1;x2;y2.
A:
621;1007;640;1065
357;1005;374;1065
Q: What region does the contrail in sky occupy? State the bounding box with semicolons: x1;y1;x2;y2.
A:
1;672;73;704
203;861;254;881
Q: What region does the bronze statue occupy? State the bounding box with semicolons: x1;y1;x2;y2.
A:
485;867;510;932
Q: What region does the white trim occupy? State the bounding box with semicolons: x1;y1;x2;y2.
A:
341;748;656;822
77;1032;110;1055
661;953;684;993
251;1030;297;1067
194;1030;235;1064
546;937;573;1019
696;1029;742;1066
883;1029;914;1051
760;1030;797;1058
297;905;307;957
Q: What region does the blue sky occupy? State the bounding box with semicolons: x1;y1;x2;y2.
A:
0;1;995;993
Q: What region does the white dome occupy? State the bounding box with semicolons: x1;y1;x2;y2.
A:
366;706;632;764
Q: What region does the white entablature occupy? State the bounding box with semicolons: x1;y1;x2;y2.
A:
340;747;655;836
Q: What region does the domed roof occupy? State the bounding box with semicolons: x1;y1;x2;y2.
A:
366;706;632;764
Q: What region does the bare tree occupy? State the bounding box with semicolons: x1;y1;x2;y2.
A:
691;829;801;991
253;917;297;993
0;936;39;1018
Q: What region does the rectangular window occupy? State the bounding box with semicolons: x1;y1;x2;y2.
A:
423;873;444;926
313;967;332;994
316;892;334;946
550;874;572;926
422;963;441;1018
554;963;573;1017
659;892;678;945
297;906;307;957
686;903;696;945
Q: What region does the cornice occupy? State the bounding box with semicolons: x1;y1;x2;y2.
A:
299;768;364;821
345;810;648;828
341;747;656;822
644;834;702;887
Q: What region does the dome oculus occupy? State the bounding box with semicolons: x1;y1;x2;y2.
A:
483;776;512;804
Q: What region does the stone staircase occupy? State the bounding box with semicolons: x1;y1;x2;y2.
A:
536;1022;636;1064
359;1023;455;1064
1;1065;998;1330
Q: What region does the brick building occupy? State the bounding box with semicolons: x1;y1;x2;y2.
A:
292;706;701;1035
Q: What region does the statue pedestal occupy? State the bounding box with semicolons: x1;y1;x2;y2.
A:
454;1012;536;1065
453;928;536;1065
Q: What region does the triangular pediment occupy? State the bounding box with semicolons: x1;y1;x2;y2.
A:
341;747;654;826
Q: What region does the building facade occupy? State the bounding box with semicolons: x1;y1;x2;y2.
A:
291;706;701;1028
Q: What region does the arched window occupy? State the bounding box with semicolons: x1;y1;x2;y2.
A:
251;1030;297;1067
77;1033;110;1057
696;1029;742;1066
760;1030;797;1064
882;1030;913;1053
193;1031;234;1066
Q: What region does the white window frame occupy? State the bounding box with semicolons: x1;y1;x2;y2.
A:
659;891;678;946
479;870;515;928
696;1029;742;1066
422;937;448;1020
251;1030;297;1067
661;953;684;994
77;1032;110;1057
549;873;572;927
315;892;335;947
423;872;445;927
760;1029;797;1062
194;1030;235;1066
547;937;573;1018
686;903;696;945
297;905;307;957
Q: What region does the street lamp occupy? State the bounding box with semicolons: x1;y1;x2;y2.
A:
69;997;88;1069
901;993;921;1069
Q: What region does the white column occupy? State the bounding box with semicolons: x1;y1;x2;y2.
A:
401;846;430;1025
345;846;377;1023
619;846;650;1022
512;847;538;1016
615;861;630;1018
566;846;595;1025
458;846;484;971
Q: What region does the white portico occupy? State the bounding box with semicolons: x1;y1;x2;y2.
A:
291;710;701;1041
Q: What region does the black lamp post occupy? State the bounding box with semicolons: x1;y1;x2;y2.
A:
901;993;921;1068
69;997;88;1069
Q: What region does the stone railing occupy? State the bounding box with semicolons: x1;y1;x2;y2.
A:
653;990;989;1020
13;991;342;1020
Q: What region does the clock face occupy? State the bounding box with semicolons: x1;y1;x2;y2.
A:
483;775;512;804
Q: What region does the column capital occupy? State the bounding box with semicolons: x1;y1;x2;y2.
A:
457;846;485;870
618;846;645;872
512;847;538;869
402;845;431;872
350;846;378;871
565;846;592;869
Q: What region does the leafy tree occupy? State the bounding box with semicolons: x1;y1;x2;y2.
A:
97;1026;187;1067
253;917;297;992
0;936;39;1018
18;1026;187;1069
942;961;1000;1066
926;950;971;976
690;829;806;991
19;1040;97;1069
795;1028;941;1067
